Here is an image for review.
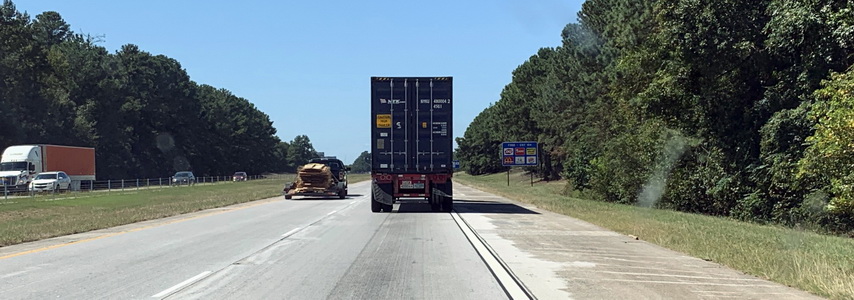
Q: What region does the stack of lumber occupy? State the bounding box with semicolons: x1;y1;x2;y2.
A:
295;163;332;188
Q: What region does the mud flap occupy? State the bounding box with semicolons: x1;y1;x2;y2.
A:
372;182;393;205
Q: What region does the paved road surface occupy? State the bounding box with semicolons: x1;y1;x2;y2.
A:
0;181;821;299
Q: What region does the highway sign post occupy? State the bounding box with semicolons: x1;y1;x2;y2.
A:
501;142;538;186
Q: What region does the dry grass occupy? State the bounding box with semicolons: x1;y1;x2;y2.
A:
455;171;854;299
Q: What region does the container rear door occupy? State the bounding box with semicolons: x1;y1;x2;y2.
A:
371;77;453;173
413;78;452;172
371;78;410;172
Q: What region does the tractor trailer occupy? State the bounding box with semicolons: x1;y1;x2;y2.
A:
370;77;454;212
0;145;96;191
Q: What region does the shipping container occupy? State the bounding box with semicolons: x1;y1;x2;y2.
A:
370;77;453;212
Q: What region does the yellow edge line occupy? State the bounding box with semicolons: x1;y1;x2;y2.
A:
0;200;275;260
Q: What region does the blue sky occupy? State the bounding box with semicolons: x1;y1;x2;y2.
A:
17;0;583;164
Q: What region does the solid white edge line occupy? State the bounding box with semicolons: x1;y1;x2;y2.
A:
152;271;212;298
452;212;531;300
281;227;302;237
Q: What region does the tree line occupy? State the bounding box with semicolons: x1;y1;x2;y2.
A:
456;0;854;234
0;1;321;179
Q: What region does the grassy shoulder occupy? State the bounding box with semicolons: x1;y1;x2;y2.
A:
454;171;854;299
0;174;371;247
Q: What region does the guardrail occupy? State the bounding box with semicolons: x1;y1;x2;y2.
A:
2;174;295;200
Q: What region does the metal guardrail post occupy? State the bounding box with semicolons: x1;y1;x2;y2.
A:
121;179;124;191
108;180;111;192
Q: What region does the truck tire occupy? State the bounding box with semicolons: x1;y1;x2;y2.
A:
381;203;393;212
285;194;292;199
441;195;453;212
430;193;440;212
371;194;381;212
338;189;346;199
440;180;453;212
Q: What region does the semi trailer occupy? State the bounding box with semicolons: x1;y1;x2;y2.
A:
0;144;96;191
370;77;453;212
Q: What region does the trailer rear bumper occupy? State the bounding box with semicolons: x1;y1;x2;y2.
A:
370;172;453;212
371;172;453;200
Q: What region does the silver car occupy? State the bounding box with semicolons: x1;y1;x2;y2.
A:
172;171;196;186
30;171;72;192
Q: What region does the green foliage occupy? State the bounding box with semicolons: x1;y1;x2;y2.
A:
588;119;661;204
286;135;318;168
0;1;313;179
455;105;506;175
457;0;854;234
350;151;371;173
741;104;815;224
799;68;854;221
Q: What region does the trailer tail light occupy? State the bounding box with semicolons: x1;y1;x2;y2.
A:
373;173;393;183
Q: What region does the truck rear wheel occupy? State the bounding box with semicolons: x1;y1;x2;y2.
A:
441;195;453;212
430;193;441;212
440;180;453;212
381;203;393;212
371;195;381;212
285;194;293;199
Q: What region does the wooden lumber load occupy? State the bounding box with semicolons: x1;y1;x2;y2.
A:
283;162;344;199
295;163;333;188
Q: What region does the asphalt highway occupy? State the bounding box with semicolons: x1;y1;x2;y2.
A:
0;181;505;299
0;180;821;299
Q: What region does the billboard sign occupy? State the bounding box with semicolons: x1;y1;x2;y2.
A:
501;142;538;166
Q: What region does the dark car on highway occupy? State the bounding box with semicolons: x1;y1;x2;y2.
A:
233;171;247;181
171;171;196;186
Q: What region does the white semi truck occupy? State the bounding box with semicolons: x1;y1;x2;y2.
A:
0;145;96;191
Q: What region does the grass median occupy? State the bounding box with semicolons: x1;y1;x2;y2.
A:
454;171;854;300
0;174;371;247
